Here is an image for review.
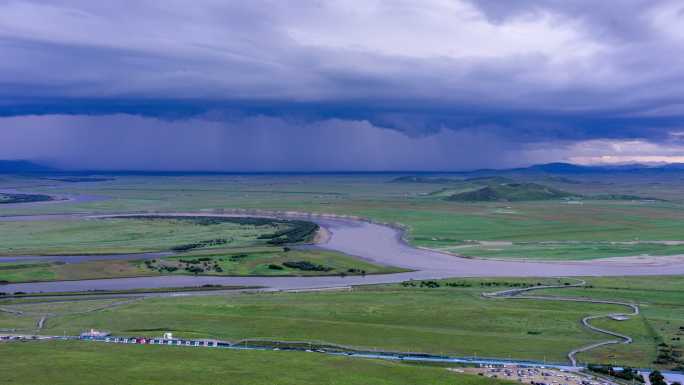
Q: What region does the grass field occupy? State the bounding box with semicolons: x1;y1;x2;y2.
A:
531;276;684;369
0;340;513;385
0;278;631;364
0;248;399;283
0;217;308;255
3;174;684;260
2;276;682;368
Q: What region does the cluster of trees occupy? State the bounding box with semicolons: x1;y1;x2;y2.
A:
0;193;53;204
587;365;644;382
445;282;472;288
648;370;681;385
281;261;333;272
144;257;223;274
171;238;228;252
133;215;280;227
654;342;683;367
181;258;223;274
179;257;213;264
401;280;441;288
133;215;319;246
258;221;319;245
143;259;178;273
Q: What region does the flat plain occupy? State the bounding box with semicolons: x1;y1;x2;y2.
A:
1;172;684;377
4;276;682;369
4;173;684;261
0;340;516;385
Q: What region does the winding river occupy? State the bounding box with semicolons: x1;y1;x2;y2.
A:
2;212;684;294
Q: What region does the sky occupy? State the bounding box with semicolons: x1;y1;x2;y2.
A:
2;0;684;171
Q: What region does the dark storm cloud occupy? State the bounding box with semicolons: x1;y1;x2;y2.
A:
0;114;535;171
1;1;684;169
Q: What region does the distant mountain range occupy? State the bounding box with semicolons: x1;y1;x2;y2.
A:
0;160;56;173
3;159;684;175
470;162;684;175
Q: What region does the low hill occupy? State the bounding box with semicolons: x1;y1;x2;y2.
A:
446;182;577;202
591;194;665;202
463;176;516;185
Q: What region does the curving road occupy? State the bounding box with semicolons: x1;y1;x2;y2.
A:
483;278;639;366
2;212;684;294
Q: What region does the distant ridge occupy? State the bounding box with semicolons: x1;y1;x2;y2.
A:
465;162;684;175
3;159;684;175
0;160;56;173
389;176;460;183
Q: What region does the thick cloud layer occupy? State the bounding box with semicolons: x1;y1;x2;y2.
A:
1;1;684;169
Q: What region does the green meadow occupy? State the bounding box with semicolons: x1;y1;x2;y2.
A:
0;247;399;283
532;276;684;368
0;340;514;385
4;174;684;260
4;276;676;367
0;217;299;255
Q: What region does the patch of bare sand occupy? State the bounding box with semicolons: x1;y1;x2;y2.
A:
313;224;331;244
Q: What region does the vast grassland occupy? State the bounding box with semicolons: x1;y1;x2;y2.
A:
2;276;682;368
0;278;634;364
1;174;682;378
0;340;513;385
3;173;684;260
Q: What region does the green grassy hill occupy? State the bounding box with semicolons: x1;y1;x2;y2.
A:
445;182;577;202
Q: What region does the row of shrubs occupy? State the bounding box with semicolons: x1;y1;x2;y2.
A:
402;280;441;288
258;221;319;245
282;261;333;272
401;280;534;288
132;216;280;227
178;257;213;264
171;238;228;252
143;258;223;274
400;280;578;289
0;193;53;204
